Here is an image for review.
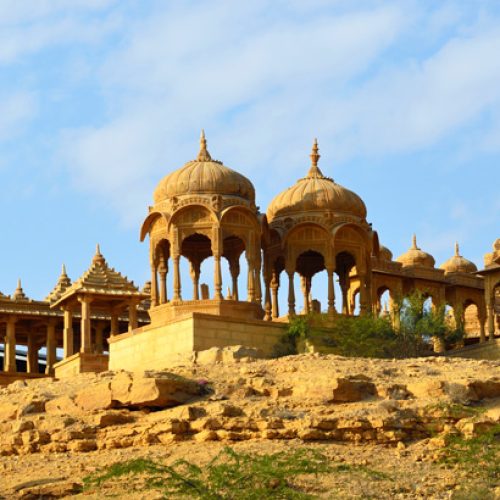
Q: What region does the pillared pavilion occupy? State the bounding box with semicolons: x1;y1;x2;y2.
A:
1;133;499;379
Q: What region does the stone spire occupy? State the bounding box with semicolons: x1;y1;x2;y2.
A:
455;241;460;256
412;234;418;250
45;264;72;302
92;243;106;266
197;129;212;162
13;278;28;301
306;138;324;178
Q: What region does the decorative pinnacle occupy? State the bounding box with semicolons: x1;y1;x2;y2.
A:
455;241;460;256
306;138;324;178
93;243;106;266
61;263;67;276
197;129;212;161
412;234;418;249
13;278;27;300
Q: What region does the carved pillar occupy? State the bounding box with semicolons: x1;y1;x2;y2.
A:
301;276;310;314
229;258;240;301
158;268;167;305
151;264;159;307
172;255;181;301
287;270;295;317
327;267;335;319
110;309;120;337
271;271;280;319
479;307;486;343
128;301;138;331
94;321;105;354
188;260;200;300
4;317;17;373
214;254;223;300
487;299;495;341
45;321;56;375
263;268;272;321
79;296;92;354
247;259;255;302
27;335;38;374
63;307;74;359
359;274;369;315
254;260;262;305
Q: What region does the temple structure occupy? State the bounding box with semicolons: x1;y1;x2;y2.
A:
1;133;499;380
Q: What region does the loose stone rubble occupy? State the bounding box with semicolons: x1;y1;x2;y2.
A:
0;350;498;459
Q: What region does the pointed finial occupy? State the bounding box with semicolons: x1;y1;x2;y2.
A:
92;243;106;266
412;234;418;249
306;138;324;178
13;278;27;301
197;129;212;161
454;241;460;256
61;263;67;275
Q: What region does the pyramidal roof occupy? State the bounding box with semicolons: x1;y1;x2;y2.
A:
45;264;72;303
52;245;147;306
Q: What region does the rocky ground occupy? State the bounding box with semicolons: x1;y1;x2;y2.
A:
0;348;499;499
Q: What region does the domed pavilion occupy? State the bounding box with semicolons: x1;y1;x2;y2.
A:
140;131;264;322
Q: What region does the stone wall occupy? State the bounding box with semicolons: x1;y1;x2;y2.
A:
446;339;500;360
109;313;286;371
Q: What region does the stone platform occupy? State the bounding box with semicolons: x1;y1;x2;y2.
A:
54;352;109;378
149;299;265;323
108;312;287;371
0;372;48;387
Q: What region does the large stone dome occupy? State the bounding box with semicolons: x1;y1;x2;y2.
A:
266;140;367;222
396;235;435;268
440;243;477;274
153;131;255;204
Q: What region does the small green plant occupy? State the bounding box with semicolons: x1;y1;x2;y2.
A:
84;447;332;499
440;423;500;496
83;446;391;499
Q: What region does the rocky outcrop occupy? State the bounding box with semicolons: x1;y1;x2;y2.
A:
0;354;498;457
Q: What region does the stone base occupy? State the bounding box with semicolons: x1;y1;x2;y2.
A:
54;352;109;378
109;312;287;371
0;372;48;387
149;299;264;324
446;338;500;361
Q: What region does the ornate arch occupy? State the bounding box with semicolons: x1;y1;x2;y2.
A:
140;211;170;242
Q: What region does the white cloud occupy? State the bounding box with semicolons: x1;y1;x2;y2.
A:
0;91;36;142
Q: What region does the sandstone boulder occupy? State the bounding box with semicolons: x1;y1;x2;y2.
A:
196;345;264;365
113;372;202;408
467;379;500;400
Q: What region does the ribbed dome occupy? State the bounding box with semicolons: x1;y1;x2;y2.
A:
154;131;255;204
379;245;393;261
266;140;367;222
396;235;435;268
440;243;477;274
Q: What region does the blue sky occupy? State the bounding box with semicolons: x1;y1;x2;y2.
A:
0;0;499;302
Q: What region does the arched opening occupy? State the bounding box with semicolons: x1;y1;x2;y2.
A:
335;251;356;315
295;250;325;314
222;235;247;301
463;300;480;338
181;233;212;300
378;287;391;317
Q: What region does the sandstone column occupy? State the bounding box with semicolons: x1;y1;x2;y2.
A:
254;259;262;304
263;275;272;321
287;270;296;317
172;255;182;301
359;274;369;315
94;321;105;353
63;307;74;359
271;271;280;319
229;258;240;301
247;259;255;302
27;335;38;374
128;301;138;331
189;261;200;300
327;267;335;319
150;265;159;307
79;296;92;354
4;316;17;373
45;321;56;375
487;299;495;341
110;310;120;337
214;254;223;300
158;267;167;304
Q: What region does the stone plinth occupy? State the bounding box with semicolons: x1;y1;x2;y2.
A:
108;312;286;371
54;352;109;378
149;299;264;324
